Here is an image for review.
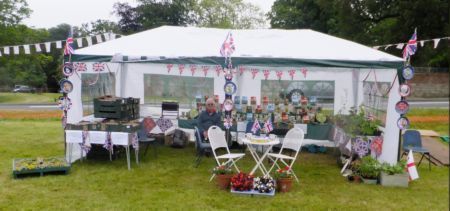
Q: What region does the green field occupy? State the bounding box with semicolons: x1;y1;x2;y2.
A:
0;92;60;104
0;119;448;210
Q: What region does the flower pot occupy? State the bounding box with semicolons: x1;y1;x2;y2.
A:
380;172;408;187
277;178;293;192
216;174;232;190
353;175;361;183
361;177;378;185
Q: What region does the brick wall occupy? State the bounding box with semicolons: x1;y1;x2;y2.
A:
408;72;449;99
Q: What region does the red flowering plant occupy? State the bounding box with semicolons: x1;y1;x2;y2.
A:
274;166;293;179
230;172;254;191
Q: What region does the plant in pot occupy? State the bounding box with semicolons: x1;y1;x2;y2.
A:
230;172;254;191
274;166;294;192
380;160;409;187
357;156;381;184
212;165;234;190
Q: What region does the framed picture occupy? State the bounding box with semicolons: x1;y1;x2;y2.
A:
399;84;412;97
60;79;73;94
395;100;410;115
397;117;410;130
402;66;414;80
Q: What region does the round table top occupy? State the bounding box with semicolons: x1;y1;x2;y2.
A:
241;137;280;146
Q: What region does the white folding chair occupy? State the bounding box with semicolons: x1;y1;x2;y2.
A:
208;126;245;181
266;127;304;183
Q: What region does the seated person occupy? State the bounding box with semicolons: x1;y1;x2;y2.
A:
197;98;221;141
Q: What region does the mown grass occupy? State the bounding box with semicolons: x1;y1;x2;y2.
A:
0;92;60;104
0;119;448;210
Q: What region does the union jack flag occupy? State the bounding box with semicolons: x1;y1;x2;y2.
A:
224;117;233;129
74;62;87;72
402;29;417;60
64;29;74;55
219;32;235;58
93;62;105;72
263;119;273;133
251;119;261;134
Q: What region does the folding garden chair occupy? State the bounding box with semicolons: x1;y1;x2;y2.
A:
265;127;304;183
194;126;212;167
401;130;433;170
138;117;158;160
208;126;245;181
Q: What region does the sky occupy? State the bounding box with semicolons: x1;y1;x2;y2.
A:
23;0;275;29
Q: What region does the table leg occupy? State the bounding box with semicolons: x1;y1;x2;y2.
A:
68;143;72;165
248;144;266;175
256;146;273;175
135;148;139;165
126;145;131;170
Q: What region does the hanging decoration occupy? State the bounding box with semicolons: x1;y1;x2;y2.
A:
288;69;296;80
166;64;173;73
301;68;308;78
353;137;370;158
373;35;449;50
399;84;412;97
62;62;74;76
401;66;415;80
238;66;245;76
251;68;259;79
59;79;73;94
93;62;105;72
224;116;233;129
131;132;139;150
189;64;197;76
219;31;236;134
215;65;222;77
57;96;72;111
103;132;114;153
74;62;87;72
201;65;209;77
224;81;237;95
80;130;91;154
178;64;185;75
276;70;283;80
263;69;270;80
397;117;410;130
370;136;383;157
395;100;410;115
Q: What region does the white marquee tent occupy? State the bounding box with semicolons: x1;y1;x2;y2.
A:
69;26;404;164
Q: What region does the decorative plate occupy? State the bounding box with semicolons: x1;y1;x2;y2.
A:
395;100;410;115
57;96;72;111
59;79;73;94
397;117;410;130
63;63;74;76
267;104;275;112
225;73;233;80
224;81;237;95
402;66;414;80
399;84;412;97
223;99;234;111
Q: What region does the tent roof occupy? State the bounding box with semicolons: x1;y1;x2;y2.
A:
74;26;403;67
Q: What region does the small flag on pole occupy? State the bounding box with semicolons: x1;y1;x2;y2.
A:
407;150;419;181
64;28;74;55
219;32;235;58
263;118;273;133
402;29;418;60
251;119;261;134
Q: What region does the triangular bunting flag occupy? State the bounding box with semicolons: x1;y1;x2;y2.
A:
433;39;440;49
263;69;270;80
373;46;380;50
190;64;197;76
396;43;405;49
420;40;425;47
202;66;209;77
23;45;30;54
76;38;83;48
4;47;10;54
103;33;110;41
96;34;103;43
45;42;51;52
178;64;185;75
86;36;93;46
13;46;19;54
35;44;41;52
56;41;62;49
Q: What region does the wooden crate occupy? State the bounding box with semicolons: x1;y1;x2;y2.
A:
94;96;140;120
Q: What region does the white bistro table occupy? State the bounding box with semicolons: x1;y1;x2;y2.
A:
242;136;280;176
65;130;139;170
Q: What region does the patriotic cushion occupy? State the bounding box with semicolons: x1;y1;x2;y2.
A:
142;117;156;134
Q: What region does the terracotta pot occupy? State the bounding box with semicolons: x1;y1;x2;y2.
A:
353;175;361;183
277;178;293;193
216;174;232;190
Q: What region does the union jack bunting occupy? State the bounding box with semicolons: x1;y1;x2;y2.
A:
402;29;417;60
74;62;87;72
64;29;74;55
219;32;235;58
251;119;261;134
224;116;233;129
263;119;273;133
93;62;105;72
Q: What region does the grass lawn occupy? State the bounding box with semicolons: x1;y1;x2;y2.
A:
0;118;448;210
0;92;60;104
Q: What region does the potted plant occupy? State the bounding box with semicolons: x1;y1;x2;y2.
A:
380;160;409;187
230;172;254;191
212;165;234;190
357;156;381;184
274;166;294;192
253;176;276;193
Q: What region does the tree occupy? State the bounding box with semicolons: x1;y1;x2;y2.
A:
195;0;266;29
0;0;31;26
78;19;120;37
268;0;449;68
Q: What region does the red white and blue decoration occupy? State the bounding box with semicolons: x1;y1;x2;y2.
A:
401;66;415;80
156;117;173;133
63;62;74;76
57;96;72;111
402;29;417;61
397;117;410;130
251;119;261;134
74;62;87;72
395;100;410;115
263;119;273;133
399;84;412;97
93;62;105;72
